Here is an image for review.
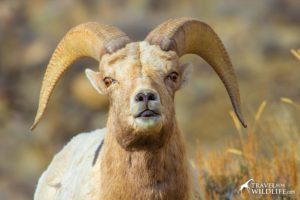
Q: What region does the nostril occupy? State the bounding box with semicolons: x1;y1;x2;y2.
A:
147;93;156;101
135;91;158;103
135;93;145;102
138;95;144;101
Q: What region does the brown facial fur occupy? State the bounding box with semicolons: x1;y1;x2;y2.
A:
98;42;186;151
95;42;192;199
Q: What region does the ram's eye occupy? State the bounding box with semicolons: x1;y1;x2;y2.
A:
103;77;114;87
167;72;179;82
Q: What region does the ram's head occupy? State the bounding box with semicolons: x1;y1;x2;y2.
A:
31;18;246;151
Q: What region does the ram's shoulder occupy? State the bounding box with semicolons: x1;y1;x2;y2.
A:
64;128;106;154
34;128;106;199
53;128;106;165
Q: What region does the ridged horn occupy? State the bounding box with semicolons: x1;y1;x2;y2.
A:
31;22;130;130
146;17;247;128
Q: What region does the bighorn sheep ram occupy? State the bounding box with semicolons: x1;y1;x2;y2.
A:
31;17;247;200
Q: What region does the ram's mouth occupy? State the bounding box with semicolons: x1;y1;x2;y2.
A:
133;108;162;133
136;109;160;118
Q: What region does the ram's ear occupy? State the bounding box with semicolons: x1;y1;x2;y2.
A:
85;68;104;94
180;62;193;89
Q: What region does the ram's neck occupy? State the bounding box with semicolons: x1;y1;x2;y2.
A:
99;121;192;200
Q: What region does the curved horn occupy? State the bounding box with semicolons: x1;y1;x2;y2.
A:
31;22;130;130
146;17;247;128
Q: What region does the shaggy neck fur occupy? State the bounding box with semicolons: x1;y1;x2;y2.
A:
99;116;192;200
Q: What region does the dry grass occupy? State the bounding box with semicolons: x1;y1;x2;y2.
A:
291;49;300;61
195;99;299;199
194;51;300;199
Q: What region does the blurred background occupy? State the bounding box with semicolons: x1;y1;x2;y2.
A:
0;0;299;199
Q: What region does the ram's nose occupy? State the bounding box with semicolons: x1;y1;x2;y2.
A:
134;90;158;105
131;89;161;118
